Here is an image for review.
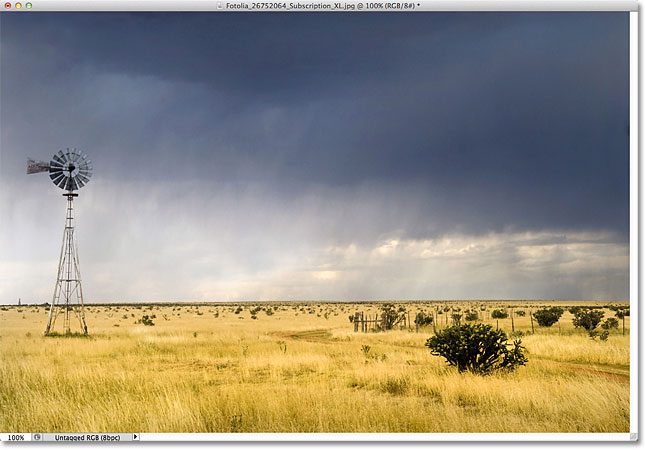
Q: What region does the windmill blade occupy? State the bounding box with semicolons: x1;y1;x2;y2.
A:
68;177;79;191
27;158;50;174
50;172;66;186
76;174;90;185
31;148;96;192
52;151;66;164
56;176;68;189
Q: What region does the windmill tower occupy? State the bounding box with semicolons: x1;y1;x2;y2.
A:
27;148;93;335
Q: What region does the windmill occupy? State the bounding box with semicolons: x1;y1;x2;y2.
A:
27;148;93;335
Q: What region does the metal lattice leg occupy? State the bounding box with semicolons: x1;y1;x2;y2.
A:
44;192;88;336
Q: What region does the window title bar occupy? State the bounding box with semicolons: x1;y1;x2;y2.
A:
0;0;638;11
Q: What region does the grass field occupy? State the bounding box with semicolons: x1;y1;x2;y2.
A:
0;300;630;433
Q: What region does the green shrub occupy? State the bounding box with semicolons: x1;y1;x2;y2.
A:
491;309;508;319
590;329;610;341
515;310;526;317
568;306;583;315
615;308;630;319
380;303;406;330
532;307;564;327
425;323;527;374
415;311;433;326
601;318;619;329
465;310;478;321
136;314;155;326
572;309;605;335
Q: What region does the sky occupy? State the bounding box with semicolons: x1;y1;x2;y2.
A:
0;12;630;303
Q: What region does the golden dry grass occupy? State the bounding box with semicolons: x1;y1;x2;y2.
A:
0;300;630;433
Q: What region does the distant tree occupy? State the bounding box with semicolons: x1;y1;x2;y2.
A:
601;318;619;330
572;309;605;336
615;308;630;319
136;314;155;326
380;303;406;330
491;309;508;319
415;311;433;327
465;310;478;321
532;307;564;327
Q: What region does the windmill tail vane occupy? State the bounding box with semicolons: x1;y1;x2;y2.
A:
26;158;50;174
27;148;93;336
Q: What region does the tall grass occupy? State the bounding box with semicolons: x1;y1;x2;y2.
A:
0;301;629;433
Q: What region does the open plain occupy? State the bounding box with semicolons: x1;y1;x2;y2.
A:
0;300;630;433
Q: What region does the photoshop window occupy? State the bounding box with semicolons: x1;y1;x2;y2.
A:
0;0;638;443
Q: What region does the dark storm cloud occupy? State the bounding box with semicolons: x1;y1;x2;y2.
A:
0;12;630;302
2;12;629;239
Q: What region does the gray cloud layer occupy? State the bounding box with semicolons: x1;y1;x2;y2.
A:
0;12;630;302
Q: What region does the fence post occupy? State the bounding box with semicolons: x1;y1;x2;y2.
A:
511;308;515;333
361;312;364;332
354;312;359;332
530;309;535;334
415;313;419;333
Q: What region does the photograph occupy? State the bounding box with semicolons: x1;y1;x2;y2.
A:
0;10;633;437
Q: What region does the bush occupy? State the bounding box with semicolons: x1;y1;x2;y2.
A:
491;309;508;319
532;307;564;327
465;310;478;321
615;308;630;319
451;313;462;325
590;329;610;341
515;310;526;317
601;318;619;330
380;303;406;330
572;309;605;335
136;314;155;326
425;323;527;374
415;311;433;326
568;306;583;315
